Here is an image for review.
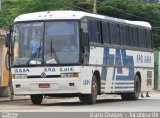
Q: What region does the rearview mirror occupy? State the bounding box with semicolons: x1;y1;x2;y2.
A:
5;33;10;48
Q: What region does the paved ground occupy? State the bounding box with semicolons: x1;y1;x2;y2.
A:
0;91;160;112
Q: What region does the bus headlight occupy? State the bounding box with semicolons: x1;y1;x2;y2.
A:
61;73;79;77
12;74;27;79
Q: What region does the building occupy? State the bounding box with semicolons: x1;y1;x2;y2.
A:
0;28;9;96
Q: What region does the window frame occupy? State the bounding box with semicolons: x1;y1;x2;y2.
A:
109;22;121;45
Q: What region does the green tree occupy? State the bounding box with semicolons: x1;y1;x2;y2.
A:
1;0;160;49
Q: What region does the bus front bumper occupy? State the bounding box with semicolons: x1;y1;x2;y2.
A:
12;78;83;95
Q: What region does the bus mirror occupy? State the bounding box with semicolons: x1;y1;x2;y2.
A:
5;33;10;47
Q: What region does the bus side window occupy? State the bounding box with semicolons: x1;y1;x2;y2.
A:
81;18;89;64
109;23;120;45
88;20;100;43
138;28;147;48
81;19;89;46
146;29;152;49
130;27;139;47
120;25;130;46
102;22;110;44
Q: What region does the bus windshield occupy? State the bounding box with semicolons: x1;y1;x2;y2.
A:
12;21;79;66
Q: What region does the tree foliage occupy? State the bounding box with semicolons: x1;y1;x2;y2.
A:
0;0;160;49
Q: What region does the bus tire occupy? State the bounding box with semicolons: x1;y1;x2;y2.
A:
129;75;141;100
83;75;98;104
79;95;86;102
121;75;141;101
121;93;129;101
30;94;43;105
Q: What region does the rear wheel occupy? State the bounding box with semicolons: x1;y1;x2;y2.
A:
30;94;43;105
80;75;98;104
121;93;129;101
121;75;141;101
129;75;141;100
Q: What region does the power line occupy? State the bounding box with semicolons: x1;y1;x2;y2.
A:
58;0;92;13
3;0;160;24
96;1;160;23
60;0;160;23
108;6;160;23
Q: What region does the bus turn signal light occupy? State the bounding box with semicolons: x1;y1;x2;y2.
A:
61;73;79;77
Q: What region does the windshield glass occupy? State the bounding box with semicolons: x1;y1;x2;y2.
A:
12;21;79;66
12;22;43;66
44;21;79;64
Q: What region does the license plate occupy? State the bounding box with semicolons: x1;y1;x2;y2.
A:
39;83;50;88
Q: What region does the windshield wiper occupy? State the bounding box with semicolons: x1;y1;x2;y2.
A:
26;47;41;66
50;39;60;64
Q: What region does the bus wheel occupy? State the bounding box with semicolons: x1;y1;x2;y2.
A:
30;94;43;105
129;75;141;100
121;75;141;101
79;95;86;102
121;93;129;101
83;75;98;104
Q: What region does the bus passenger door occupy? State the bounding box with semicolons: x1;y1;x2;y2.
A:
80;18;89;64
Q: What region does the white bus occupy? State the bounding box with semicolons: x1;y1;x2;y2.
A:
7;11;154;104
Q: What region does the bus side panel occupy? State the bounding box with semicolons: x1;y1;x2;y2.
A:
106;48;135;93
88;46;154;94
89;46;104;92
134;68;154;92
129;50;154;92
80;46;104;94
89;47;135;93
80;66;101;94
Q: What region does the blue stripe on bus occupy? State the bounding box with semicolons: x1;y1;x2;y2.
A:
111;86;134;89
115;49;123;74
101;48;108;81
106;48;114;66
112;82;134;85
100;48;135;92
101;48;114;81
113;49;135;81
112;90;134;93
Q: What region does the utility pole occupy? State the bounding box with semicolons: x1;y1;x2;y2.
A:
93;0;97;14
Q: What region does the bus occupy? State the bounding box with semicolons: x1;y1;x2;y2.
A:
6;11;154;104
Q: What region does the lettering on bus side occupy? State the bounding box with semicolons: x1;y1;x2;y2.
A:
44;68;56;72
83;80;90;85
14;68;29;73
43;67;74;72
137;54;151;63
60;67;74;72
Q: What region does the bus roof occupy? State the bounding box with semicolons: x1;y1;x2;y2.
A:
14;10;151;28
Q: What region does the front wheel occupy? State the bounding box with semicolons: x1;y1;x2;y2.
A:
30;94;43;105
80;75;98;104
79;95;86;102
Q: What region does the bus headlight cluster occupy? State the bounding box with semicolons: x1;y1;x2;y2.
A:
12;74;27;79
61;73;79;78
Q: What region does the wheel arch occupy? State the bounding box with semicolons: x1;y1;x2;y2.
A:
136;71;141;84
93;70;101;95
135;71;142;90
